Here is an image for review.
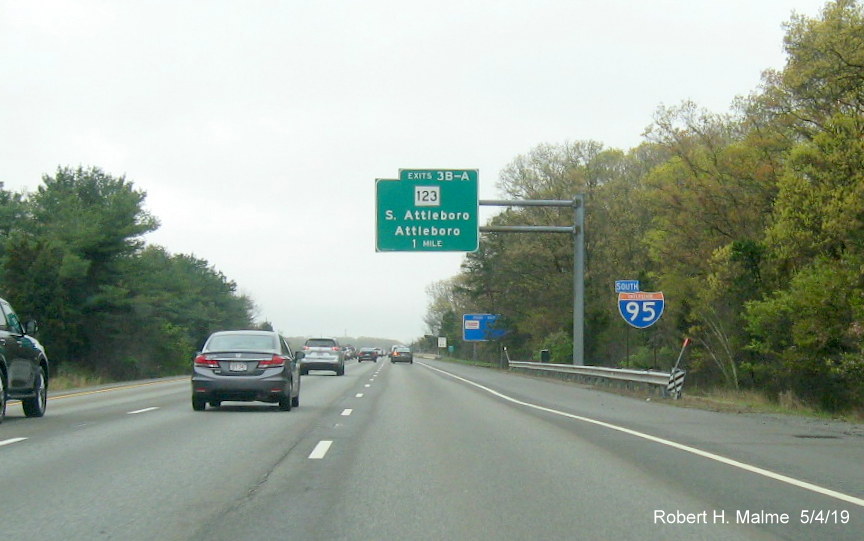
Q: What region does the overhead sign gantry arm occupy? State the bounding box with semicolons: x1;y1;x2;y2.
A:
479;195;585;365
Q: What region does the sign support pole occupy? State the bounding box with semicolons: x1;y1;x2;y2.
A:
573;194;584;365
479;195;585;365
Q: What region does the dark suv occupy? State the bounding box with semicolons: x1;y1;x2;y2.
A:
0;297;49;422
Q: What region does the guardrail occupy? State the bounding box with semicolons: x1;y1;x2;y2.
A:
508;361;685;399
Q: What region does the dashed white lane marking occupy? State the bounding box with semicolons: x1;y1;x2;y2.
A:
308;440;333;459
364;384;371;388
341;409;353;416
0;437;27;447
127;407;159;415
355;393;364;398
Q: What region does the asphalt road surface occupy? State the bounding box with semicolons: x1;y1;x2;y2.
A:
1;356;861;540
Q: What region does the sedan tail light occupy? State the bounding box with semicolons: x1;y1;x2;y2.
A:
258;354;286;368
194;354;219;368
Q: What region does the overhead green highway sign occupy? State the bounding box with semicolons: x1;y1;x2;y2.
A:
376;169;479;252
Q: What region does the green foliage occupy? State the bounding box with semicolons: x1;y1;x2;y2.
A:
427;1;864;412
540;330;572;364
768;0;864;134
424;277;472;358
744;256;864;410
766;114;864;274
0;166;255;380
619;345;676;371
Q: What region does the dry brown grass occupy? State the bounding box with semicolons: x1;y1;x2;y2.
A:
676;387;864;423
49;369;107;391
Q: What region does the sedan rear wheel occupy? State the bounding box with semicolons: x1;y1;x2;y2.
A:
278;380;293;411
192;396;207;411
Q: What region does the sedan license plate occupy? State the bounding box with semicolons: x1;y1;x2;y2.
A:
229;362;247;372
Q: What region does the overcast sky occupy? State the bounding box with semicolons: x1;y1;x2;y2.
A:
0;0;828;343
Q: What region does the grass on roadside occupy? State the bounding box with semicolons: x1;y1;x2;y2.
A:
676;388;864;423
49;366;109;391
427;354;503;369
433;355;864;424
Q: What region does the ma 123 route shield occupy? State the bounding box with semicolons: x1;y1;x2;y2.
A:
618;292;665;329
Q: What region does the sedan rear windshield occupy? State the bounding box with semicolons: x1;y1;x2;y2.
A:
306;339;337;348
206;334;277;352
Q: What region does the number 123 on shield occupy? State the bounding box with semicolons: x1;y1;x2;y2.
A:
414;186;440;207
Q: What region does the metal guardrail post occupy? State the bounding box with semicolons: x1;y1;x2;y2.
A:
508;361;683;397
666;369;686;399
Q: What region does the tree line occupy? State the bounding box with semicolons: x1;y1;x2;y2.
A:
0;166;255;380
424;0;864;412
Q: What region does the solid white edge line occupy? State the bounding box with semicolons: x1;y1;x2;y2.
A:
419;361;864;508
308;440;333;459
0;437;28;447
127;407;159;415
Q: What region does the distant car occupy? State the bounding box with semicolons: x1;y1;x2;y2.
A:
357;347;378;362
390;346;413;364
191;330;302;411
300;337;345;375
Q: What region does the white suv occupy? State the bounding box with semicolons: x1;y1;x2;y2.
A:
300;337;345;376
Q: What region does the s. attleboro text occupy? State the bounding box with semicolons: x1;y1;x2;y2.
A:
375;169;479;252
385;210;472;221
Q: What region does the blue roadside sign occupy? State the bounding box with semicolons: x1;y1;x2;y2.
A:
463;314;507;342
618;292;665;329
615;280;640;293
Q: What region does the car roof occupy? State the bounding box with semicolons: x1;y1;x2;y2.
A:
210;329;278;336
